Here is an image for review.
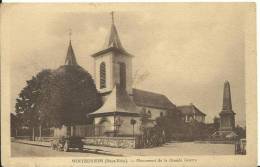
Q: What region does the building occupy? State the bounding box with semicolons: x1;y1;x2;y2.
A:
132;88;176;121
88;13;179;136
177;103;206;123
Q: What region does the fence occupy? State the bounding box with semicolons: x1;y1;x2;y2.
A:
74;125;105;137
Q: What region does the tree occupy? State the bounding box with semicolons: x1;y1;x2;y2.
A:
15;65;102;138
15;69;53;140
155;109;184;141
41;65;102;128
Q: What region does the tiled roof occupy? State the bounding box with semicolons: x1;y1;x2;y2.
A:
91;21;133;57
89;85;141;116
177;104;206;116
132;89;176;110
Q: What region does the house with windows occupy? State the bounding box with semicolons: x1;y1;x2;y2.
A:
88;13;179;136
177;103;206;123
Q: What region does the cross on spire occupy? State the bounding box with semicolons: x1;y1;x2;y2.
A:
65;28;78;66
69;28;72;41
111;11;115;24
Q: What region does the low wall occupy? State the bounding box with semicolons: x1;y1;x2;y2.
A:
13;136;143;149
14;139;51;147
35;136;58;142
82;137;137;149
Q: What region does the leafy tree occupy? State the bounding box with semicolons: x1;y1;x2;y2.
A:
15;65;102;137
41;65;102;128
155;109;184;141
15;69;53;139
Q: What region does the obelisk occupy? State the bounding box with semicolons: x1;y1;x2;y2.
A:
219;81;236;131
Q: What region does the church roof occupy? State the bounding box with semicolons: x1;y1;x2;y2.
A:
91;12;133;57
65;40;78;66
89;85;141;117
108;23;123;49
177;104;206;116
132;89;176;110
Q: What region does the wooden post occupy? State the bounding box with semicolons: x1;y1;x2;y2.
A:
133;124;135;138
32;127;35;141
39;124;42;138
71;126;74;136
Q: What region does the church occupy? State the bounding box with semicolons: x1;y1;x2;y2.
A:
59;12;180;137
87;13;178;136
53;13;244;142
49;12;241;142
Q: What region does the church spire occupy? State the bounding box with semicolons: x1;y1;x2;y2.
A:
65;29;78;66
222;80;232;111
107;11;124;49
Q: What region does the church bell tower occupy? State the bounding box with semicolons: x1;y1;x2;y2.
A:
91;12;133;97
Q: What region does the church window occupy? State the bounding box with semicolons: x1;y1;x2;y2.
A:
119;62;126;88
100;62;106;89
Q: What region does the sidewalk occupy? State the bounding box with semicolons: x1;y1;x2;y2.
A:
12;140;123;156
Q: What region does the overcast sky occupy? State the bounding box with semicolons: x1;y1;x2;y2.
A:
6;4;247;126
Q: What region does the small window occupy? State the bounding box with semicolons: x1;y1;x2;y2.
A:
100;62;106;89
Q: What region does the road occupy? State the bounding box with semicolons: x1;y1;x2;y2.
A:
84;142;236;156
12;141;235;157
11;142;118;157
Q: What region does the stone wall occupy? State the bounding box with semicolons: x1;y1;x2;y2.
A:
82;137;137;148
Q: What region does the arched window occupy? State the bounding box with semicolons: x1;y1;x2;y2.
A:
100;62;106;89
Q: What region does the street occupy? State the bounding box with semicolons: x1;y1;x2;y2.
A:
11;142;119;157
11;141;235;157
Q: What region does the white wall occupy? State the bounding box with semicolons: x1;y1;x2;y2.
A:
117;116;141;135
53;125;67;137
113;54;133;94
94;115;141;136
195;115;205;123
94;52;133;95
94;116;114;132
137;106;168;120
94;53;113;93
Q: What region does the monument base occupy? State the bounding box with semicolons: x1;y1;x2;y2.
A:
211;130;238;140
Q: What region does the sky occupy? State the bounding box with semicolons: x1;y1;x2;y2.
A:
5;4;247;126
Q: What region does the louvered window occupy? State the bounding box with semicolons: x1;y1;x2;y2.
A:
100;62;106;89
119;62;126;88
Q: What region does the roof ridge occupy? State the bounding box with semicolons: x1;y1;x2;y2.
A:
133;88;166;97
